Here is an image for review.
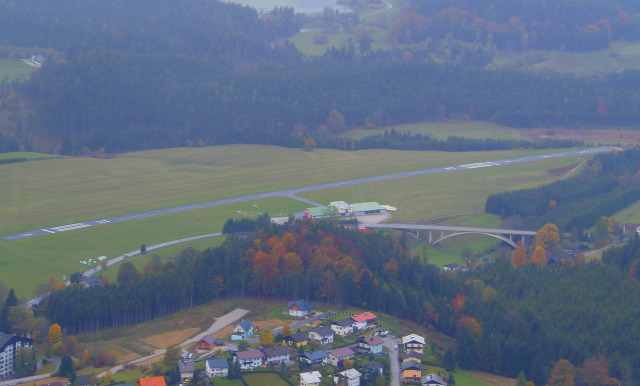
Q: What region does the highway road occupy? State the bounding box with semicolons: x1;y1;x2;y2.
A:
2;147;612;241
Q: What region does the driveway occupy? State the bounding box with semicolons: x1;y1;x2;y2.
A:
246;312;335;344
383;336;401;386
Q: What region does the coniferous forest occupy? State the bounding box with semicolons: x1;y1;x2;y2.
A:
43;218;640;384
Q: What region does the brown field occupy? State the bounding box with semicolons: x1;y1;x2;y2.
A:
518;127;640;147
31;377;69;385
140;328;200;348
115;347;142;363
135;355;164;367
253;319;285;331
468;371;517;386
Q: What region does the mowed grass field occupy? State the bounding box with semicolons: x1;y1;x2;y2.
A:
341;120;524;140
0;197;306;297
1;145;590;297
0;145;578;234
0;58;37;80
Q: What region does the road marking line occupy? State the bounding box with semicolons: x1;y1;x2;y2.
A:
41;229;55;233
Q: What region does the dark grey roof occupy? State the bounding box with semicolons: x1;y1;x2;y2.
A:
77;374;91;386
302;350;327;361
206;358;229;369
0;333;12;348
179;361;195;372
234;349;264;360
332;318;355;327
263;346;291;358
400;360;422;371
285;332;308;343
401;350;424;360
200;335;216;345
311;326;334;336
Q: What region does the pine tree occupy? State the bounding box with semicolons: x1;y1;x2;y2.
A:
516;371;527;386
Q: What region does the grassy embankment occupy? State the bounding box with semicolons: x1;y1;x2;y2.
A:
1;145;588;296
341;120;524;140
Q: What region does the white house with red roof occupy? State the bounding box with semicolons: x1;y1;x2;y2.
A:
351;312;377;330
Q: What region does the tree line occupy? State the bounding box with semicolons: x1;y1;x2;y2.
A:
38;217;640;384
485;147;640;233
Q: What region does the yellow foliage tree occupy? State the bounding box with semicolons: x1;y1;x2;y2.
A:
48;324;62;345
259;331;274;347
343;359;354;369
531;247;547;268
104;370;113;383
83;349;90;367
511;241;528;267
282;323;291;337
326;109;346;133
536;223;559;250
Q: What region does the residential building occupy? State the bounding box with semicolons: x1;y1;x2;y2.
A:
205;358;229;378
308;326;334;345
284;332;308;347
287;300;315;317
77;374;94;386
327;347;354;367
355;336;384;355
198;335;216;350
137;377;166;386
401;360;423;381
443;263;459;271
232;349;264;369
330;318;355;336
402;334;426;353
401;350;424;363
0;333;33;378
351;312;377;330
299;350;328;367
422;373;448;386
231;319;255;341
263;346;291;366
299;371;323;386
178;361;195;382
334;369;362;386
364;361;383;380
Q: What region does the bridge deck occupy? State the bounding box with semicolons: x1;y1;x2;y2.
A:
364;223;537;235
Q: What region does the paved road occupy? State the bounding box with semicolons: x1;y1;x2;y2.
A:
0;358;61;386
246;312;335;344
96;308;249;379
2;147;612;241
383;336;401;386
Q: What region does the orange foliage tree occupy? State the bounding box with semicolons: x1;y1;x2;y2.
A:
536;223;559;250
511;241;528;267
582;356;617;386
531;247;547;268
548;359;574;386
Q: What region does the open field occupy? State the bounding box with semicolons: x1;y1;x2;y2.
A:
517;127;639;147
243;372;289;385
609;200;640;225
0;151;59;160
298;155;586;223
0;58;37;80
290;26;394;56
225;0;348;14
342;121;524;140
494;41;640;75
0;197;305;297
0;145;580;234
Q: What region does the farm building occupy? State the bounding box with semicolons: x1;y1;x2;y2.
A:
304;201;388;219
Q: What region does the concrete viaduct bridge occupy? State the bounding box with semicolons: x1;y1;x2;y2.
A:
363;223;537;248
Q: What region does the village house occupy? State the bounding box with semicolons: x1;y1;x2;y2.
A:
422;373;448;386
308;326;334;345
263;346;292;366
443;263;459;271
331;318;355;336
402;334;426;353
355;335;384;355
205;357;229;378
284;332;308;347
287;299;315;317
351;312;377;330
299;371;323;386
299;350;328;367
232;349;265;369
178;361;195;382
137;377;166;386
334;369;362;386
327;347;355;367
401;360;423;382
401;350;424;363
198;335;216;350
231;319;256;341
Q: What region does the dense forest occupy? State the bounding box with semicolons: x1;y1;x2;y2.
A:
0;0;638;153
407;0;640;51
486;147;640;233
41;219;640;384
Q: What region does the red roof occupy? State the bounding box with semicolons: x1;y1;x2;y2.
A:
352;312;377;322
138;377;166;386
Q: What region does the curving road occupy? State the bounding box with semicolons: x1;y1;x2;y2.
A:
2;147;612;242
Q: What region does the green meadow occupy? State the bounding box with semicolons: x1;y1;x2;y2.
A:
341;120;524;140
0;59;36;80
0;152;59;160
0;145;575;234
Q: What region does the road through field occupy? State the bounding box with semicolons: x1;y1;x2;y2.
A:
2;147;612;241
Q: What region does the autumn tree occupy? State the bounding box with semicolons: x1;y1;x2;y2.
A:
531;247;547;268
282;323;291;337
164;345;180;366
326;109;346;133
343;359;354;369
549;200;557;208
582;356;616;386
536;223;560;250
49;323;62;345
83;349;90;367
511;241;528;267
259;331;274;347
303;137;317;151
547;359;574;386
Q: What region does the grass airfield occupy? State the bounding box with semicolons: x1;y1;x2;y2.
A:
1;144;590;297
